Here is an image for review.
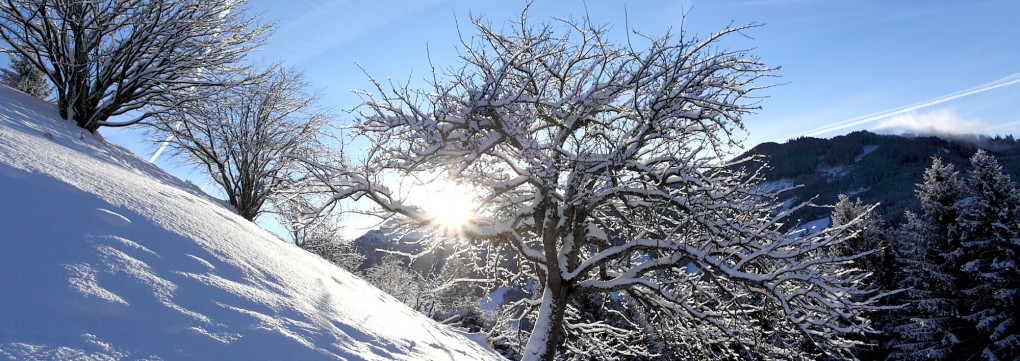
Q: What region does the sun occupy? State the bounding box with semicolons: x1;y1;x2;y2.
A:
418;182;477;234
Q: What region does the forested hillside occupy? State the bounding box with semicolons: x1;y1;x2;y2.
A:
740;131;1020;223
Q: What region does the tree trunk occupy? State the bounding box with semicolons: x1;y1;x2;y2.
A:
522;283;569;361
57;95;70;120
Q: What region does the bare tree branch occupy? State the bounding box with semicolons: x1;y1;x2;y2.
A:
0;0;270;132
307;9;878;361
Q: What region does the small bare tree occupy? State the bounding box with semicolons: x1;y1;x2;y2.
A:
0;0;269;132
275;189;365;271
152;66;331;221
305;10;880;361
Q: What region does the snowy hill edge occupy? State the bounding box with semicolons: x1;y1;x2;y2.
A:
0;86;502;360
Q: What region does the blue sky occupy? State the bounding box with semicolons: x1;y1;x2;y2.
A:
230;0;1020;149
101;0;1020;160
90;0;1018;237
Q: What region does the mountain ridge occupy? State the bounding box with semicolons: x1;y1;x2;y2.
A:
739;130;1020;223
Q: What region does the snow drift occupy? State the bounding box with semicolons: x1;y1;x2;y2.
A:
0;86;501;360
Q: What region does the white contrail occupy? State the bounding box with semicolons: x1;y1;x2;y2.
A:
148;132;174;163
152;3;235;163
790;71;1020;139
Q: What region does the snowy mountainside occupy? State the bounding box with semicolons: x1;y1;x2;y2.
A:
0;86;501;360
740;130;1020;223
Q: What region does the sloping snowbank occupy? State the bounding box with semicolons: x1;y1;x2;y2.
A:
0;86;502;360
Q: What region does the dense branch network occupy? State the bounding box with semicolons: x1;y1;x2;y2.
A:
152;66;331;221
0;0;269;132
303;10;880;361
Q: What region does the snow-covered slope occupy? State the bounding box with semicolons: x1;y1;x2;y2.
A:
0;86;502;360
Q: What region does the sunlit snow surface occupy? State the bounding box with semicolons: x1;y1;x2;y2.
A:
0;86;502;360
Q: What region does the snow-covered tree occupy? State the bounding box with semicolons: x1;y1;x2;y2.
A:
299;234;364;272
363;255;424;306
277;192;364;271
307;10;880;360
831;194;890;280
0;0;268;132
152;66;332;221
1;51;49;98
956;150;1020;359
561;293;652;359
830;194;896;358
890;152;1020;360
888;157;977;360
426;252;490;331
887;210;955;361
277;192;340;247
917;157;966;235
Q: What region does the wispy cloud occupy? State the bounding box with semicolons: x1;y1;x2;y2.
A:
984;119;1020;133
873;108;985;135
790;71;1020;138
261;0;447;65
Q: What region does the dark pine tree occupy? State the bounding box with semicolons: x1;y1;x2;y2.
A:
830;194;896;359
888;158;969;361
956;150;1020;360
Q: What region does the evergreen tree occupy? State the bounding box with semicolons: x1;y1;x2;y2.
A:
830;194;895;358
1;52;49;99
831;194;890;282
957;150;1020;360
890;153;1020;360
889;212;946;360
888;158;968;360
917;158;966;234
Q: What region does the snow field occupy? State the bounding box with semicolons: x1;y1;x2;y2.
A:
0;86;502;360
